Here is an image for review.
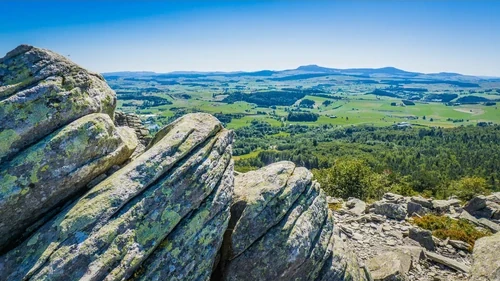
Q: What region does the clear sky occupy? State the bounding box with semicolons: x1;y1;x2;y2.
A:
1;1;499;76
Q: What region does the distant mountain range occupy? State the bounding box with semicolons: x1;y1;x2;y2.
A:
103;65;499;81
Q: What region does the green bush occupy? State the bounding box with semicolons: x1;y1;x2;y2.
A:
413;214;491;250
449;176;490;201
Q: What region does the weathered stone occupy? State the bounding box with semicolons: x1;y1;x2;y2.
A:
133;161;234;281
0;45;116;163
411;196;433;209
397;246;424;267
470;232;500;281
0;113;233;281
316;232;369;281
459;210;480;226
367;250;411;281
372;201;407;220
219;161;367;281
383;193;406;204
407;201;430;217
228;161;312;258
409;227;435;251
478;218;500;233
346;198;367;216
424;251;470;273
465;194;500;220
432;199;461;214
0;113;137;249
114;110;151;146
448;240;471;251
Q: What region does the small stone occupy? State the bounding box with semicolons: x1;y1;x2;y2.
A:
353;233;364;241
409;228;436;251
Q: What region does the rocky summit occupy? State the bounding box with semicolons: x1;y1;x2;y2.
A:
2;44;498;281
0;45;116;164
0;45;373;281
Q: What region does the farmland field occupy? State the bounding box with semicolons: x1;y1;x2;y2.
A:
105;66;500;131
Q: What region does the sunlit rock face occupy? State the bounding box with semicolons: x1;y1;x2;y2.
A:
216;161;368;281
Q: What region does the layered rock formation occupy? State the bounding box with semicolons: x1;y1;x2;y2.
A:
114;110;151;145
0;45;137;250
0;113;137;248
0;45;369;281
464;193;500;221
215;161;368;281
0;45;116;164
0;112;234;281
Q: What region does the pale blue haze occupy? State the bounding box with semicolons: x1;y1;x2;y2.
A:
1;1;499;76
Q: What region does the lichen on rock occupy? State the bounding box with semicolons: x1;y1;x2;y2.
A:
0;45;116;163
0;113;137;250
217;161;368;281
0;113;234;281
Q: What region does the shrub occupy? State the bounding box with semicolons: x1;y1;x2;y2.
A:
448;176;490;201
412;214;491;250
314;158;372;200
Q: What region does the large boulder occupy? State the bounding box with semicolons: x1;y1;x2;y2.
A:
0;45;116;163
217;161;367;281
0;113;137;249
346;198;367;216
408;227;435;251
464;193;500;220
372;201;407;220
431;199;461;215
470;232;500;281
0;113;234;281
366;250;412;281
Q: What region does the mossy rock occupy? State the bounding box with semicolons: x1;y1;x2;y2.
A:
219;162;368;281
0;45;116;163
0;113;234;281
0;113;137;250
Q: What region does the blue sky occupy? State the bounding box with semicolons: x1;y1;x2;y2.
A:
1;1;499;76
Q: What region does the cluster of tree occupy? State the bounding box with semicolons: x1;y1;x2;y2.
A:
287;112;319;122
456;95;491;104
368;89;400;98
322;100;333;106
299;99;315;108
402;100;415;105
234;122;500;200
118;93;172;108
213;113;244;126
424;93;458;102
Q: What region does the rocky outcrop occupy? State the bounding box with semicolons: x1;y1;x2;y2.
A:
0;113;137;248
0;45;116;163
372;201;407;220
332;195;474;281
0;45;373;281
216;161;367;281
115;110;151;145
346;198;367;216
464;193;500;221
469;232;500;281
0;113;234;281
0;45;138;251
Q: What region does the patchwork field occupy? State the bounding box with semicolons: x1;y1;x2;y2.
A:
105;66;500;132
